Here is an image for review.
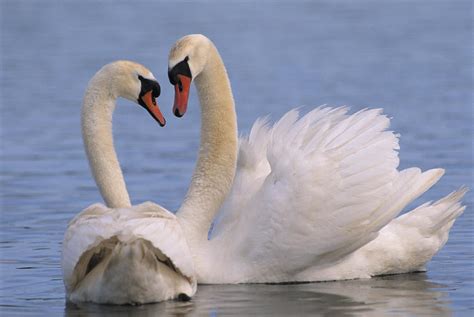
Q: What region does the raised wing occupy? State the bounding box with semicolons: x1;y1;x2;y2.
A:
211;107;444;273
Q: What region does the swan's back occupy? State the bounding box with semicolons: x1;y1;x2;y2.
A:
62;202;196;304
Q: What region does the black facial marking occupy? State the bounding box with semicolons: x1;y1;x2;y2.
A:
137;75;160;106
137;75;165;127
168;56;192;86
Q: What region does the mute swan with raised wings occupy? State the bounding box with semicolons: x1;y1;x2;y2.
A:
61;61;196;304
167;34;467;284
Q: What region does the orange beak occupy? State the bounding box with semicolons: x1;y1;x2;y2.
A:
173;75;192;117
140;91;166;126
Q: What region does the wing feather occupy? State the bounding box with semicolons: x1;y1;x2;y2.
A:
212;107;444;273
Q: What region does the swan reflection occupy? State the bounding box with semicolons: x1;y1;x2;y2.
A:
65;273;452;316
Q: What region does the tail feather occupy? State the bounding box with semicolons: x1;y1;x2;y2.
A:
349;187;468;277
396;186;467;234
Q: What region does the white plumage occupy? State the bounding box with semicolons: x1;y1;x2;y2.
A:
62;61;195;304
167;34;467;284
198;107;465;283
63;39;467;305
62;202;196;304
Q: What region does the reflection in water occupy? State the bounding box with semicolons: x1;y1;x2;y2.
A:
64;273;451;316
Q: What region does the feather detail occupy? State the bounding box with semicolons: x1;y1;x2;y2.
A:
62;202;196;304
205;107;464;283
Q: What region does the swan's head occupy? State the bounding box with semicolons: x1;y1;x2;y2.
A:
97;61;166;126
168;34;211;117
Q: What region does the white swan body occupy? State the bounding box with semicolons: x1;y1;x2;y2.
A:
62;61;196;304
62;202;196;303
167;34;467;284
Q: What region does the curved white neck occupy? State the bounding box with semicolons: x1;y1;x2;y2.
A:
177;44;238;245
81;75;131;208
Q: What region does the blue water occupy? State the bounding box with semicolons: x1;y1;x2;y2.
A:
1;1;472;316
